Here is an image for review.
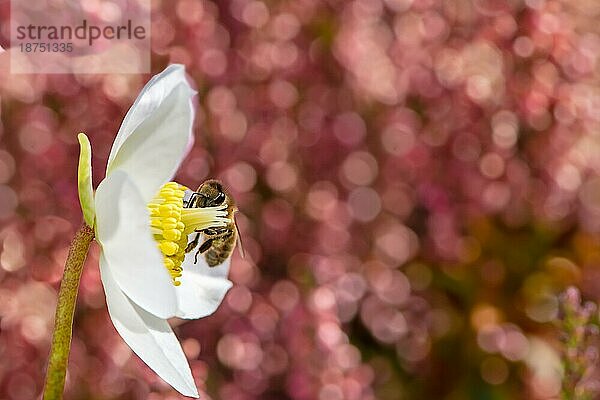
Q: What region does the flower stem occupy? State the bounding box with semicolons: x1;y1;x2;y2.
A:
43;224;94;400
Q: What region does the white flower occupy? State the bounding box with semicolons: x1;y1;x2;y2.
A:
77;65;234;398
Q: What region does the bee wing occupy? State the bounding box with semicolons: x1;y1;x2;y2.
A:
234;217;246;259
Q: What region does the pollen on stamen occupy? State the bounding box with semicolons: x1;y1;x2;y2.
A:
148;182;232;286
148;182;188;286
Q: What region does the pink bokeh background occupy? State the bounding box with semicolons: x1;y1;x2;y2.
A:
2;0;600;398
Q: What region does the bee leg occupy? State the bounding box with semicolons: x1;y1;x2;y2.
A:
184;192;210;208
199;239;213;253
185;232;201;253
200;228;228;239
194;239;213;264
184;192;200;208
202;227;224;236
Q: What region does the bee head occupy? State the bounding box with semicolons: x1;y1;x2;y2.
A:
196;180;227;207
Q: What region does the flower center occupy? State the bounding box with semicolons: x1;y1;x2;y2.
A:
147;182;230;286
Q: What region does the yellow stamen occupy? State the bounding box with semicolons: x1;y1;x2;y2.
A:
147;182;230;286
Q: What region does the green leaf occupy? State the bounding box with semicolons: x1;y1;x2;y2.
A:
77;133;95;227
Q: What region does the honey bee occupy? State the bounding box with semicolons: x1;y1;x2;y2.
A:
184;179;241;267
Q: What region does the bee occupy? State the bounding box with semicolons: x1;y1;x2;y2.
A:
184;179;241;267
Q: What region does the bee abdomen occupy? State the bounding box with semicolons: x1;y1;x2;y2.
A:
205;229;236;267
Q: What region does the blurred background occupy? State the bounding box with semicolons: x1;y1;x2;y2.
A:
2;0;600;398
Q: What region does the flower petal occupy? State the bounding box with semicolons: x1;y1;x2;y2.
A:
100;256;199;398
77;133;95;228
107;64;192;166
107;64;196;203
175;247;233;319
95;170;177;318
